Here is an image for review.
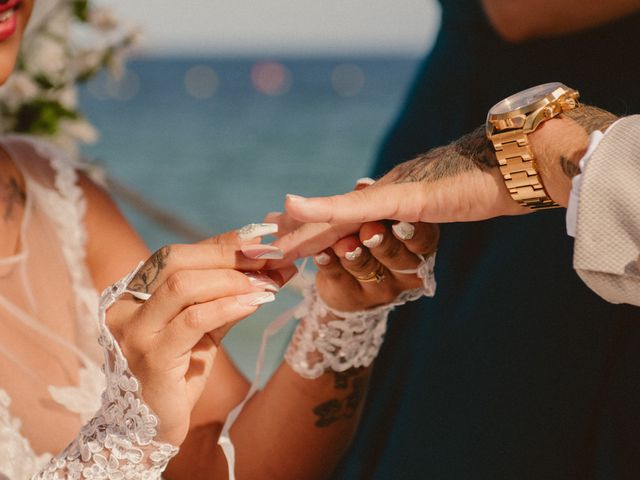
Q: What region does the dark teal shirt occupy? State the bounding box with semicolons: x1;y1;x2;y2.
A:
334;2;640;478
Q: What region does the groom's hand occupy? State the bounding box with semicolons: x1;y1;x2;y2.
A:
270;125;524;264
285;125;525;226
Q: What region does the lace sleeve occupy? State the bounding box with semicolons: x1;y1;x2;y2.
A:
285;252;436;379
32;264;179;479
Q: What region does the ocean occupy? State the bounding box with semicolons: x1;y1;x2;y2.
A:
80;56;422;379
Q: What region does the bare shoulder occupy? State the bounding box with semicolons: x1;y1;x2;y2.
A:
75;170;150;290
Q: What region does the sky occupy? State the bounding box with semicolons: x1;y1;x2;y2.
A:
101;0;441;57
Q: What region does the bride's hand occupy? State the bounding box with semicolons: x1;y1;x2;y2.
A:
314;221;438;311
105;226;296;446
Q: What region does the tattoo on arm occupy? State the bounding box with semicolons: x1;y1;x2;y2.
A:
128;246;171;293
2;176;26;221
312;368;367;428
390;125;498;185
388;104;618;187
562;104;618;134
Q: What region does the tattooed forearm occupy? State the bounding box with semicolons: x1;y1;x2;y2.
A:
313;368;367;428
128;245;171;293
562;104;618;134
390;125;497;185
2;176;26;221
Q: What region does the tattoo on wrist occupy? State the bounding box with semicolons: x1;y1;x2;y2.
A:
312;368;367;428
562;104;618;134
390;125;497;185
2;175;26;221
128;246;171;293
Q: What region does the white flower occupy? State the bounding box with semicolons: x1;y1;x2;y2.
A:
0;72;39;110
76;49;104;75
25;36;67;79
56;86;78;110
90;7;119;31
58;118;100;144
45;7;73;38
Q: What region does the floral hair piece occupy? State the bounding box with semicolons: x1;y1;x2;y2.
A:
0;0;139;155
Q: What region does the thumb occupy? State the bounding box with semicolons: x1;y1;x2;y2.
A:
285;182;425;224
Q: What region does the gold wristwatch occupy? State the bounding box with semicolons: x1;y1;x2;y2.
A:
486;82;580;209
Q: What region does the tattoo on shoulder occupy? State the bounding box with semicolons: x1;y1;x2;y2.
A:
2;176;27;221
560;156;580;179
128;246;171;293
312;368;367;428
390;125;498;185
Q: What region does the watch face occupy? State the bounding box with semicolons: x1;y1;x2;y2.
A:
489;82;564;116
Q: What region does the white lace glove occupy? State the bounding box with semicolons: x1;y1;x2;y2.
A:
33;265;179;480
285;253;436;379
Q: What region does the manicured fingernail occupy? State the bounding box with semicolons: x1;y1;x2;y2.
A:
240;244;284;260
286;194;307;203
244;273;280;293
362;233;383;248
314;252;331;265
356;177;375;187
345;247;362;261
392;222;415;240
237;223;278;241
236;291;276;307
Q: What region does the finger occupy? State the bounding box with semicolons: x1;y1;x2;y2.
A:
235;223;279;242
127;243;266;296
332;235;382;290
314;248;349;280
314;248;367;311
244;263;299;293
134;268;258;334
264;264;299;287
268;221;360;268
262;212;303;238
390;222;439;256
196;223;278;247
354;177;375;190
285;182;426;224
359;222;422;272
156;291;275;358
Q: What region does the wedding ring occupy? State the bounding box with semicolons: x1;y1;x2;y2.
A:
352;263;386;283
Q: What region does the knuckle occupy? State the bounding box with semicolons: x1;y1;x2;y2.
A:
156;244;177;264
219;268;243;289
183;306;204;330
381;237;404;259
165;270;190;296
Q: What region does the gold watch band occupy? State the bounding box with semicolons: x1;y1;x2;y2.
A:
492;130;559;210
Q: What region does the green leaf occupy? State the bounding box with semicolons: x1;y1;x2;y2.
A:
72;0;89;22
15;100;78;135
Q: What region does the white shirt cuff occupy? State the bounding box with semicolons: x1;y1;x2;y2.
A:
565;119;623;237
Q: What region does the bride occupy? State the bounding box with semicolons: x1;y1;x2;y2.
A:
0;0;438;478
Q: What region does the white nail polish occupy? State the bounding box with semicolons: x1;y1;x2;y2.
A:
356;177;376;186
345;247;363;261
286;194;306;203
392;222;415;240
236;291;276;307
237;223;279;241
362;233;383;248
240;244;285;260
314;252;331;265
244;273;280;292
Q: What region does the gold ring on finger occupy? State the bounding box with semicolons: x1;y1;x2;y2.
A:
352;262;386;284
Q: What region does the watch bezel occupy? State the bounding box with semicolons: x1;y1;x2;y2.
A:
486;82;578;136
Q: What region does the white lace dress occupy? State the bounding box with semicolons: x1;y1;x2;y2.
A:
0;136;176;478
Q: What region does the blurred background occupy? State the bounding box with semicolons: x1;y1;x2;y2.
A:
80;0;441;379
